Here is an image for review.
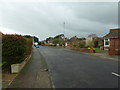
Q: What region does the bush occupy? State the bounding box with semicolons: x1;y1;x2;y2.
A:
52;39;64;46
73;44;77;47
2;34;32;67
94;48;103;53
86;41;94;47
38;42;41;45
79;42;85;48
26;38;33;55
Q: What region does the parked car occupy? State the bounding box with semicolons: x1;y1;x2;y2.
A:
35;45;40;48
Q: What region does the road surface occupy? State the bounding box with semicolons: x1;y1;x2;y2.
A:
39;46;119;88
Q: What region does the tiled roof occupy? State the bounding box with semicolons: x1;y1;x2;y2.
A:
104;29;120;38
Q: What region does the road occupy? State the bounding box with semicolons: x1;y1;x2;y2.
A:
39;46;119;88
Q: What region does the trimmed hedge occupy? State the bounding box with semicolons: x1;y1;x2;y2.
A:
26;38;33;55
2;34;33;67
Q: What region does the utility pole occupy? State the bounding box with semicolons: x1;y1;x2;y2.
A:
63;21;66;47
64;21;65;36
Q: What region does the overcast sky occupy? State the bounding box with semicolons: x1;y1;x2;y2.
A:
0;2;118;40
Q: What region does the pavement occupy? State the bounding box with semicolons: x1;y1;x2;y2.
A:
66;47;119;61
5;47;52;88
2;73;17;88
39;46;119;88
92;52;120;61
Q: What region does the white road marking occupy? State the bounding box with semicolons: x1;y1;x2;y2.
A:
112;72;120;77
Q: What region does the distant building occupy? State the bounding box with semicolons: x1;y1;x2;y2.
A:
69;36;78;46
86;34;103;48
103;28;120;55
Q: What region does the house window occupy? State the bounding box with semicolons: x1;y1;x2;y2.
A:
105;39;109;45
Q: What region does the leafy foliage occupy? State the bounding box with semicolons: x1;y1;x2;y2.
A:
34;36;39;42
86;41;94;47
79;43;85;48
2;34;32;67
52;38;64;46
54;34;64;39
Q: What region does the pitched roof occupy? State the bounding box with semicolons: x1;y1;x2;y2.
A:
104;29;120;38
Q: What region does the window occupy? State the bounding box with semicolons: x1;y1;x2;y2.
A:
105;39;109;45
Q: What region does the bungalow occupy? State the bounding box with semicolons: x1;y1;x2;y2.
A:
103;28;120;55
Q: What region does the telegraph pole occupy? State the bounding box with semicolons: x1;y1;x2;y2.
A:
63;21;66;47
64;21;65;36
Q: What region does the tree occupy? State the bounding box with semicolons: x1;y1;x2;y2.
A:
86;41;94;47
46;37;53;43
54;34;64;39
34;36;39;42
52;38;64;46
38;42;42;45
94;41;99;48
88;34;97;38
24;35;32;38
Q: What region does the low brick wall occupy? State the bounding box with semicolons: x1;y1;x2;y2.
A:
71;47;95;53
104;47;109;50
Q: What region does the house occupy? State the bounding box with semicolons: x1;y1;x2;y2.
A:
103;28;120;55
69;36;78;46
86;34;103;48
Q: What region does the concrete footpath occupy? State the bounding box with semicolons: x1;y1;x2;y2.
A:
5;47;52;88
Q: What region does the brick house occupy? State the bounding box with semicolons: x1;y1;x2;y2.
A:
103;28;120;55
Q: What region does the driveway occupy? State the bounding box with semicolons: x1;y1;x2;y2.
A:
39;46;119;88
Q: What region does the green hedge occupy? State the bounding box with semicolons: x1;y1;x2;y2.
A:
26;38;33;55
2;34;32;67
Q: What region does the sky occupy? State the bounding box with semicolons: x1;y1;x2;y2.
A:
0;1;118;40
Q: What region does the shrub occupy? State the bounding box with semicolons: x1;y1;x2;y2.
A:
52;38;64;46
86;41;94;47
94;48;103;53
26;38;33;55
79;44;84;48
79;42;85;48
73;44;77;47
2;34;29;67
38;42;42;45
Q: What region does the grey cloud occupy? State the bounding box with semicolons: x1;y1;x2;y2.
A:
68;2;118;25
0;2;118;40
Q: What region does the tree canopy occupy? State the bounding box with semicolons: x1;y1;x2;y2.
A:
54;34;64;39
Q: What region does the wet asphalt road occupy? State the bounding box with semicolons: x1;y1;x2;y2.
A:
39;46;119;88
